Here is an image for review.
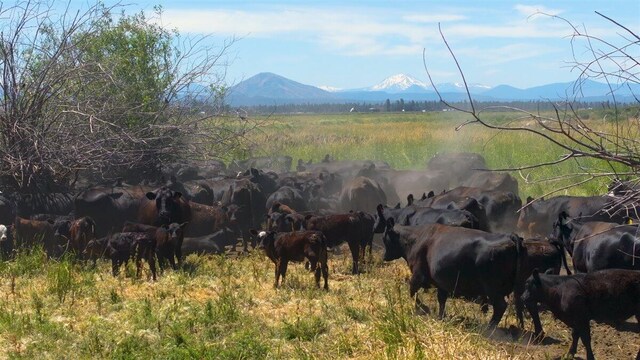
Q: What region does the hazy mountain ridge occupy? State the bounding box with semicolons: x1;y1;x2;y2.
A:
227;72;640;106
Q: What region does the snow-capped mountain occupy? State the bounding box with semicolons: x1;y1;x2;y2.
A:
370;74;430;93
317;85;342;92
434;82;492;94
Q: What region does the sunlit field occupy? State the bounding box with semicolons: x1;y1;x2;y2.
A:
243;110;636;198
1;110;639;359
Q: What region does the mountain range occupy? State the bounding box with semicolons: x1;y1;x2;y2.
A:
226;72;640;106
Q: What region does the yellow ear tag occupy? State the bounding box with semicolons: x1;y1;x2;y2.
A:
627;218;633;225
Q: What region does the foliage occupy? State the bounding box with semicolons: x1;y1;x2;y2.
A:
0;1;251;191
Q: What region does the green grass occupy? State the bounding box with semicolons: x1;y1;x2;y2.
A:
241;110;637;197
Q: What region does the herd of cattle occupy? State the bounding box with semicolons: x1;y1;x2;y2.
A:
0;152;639;359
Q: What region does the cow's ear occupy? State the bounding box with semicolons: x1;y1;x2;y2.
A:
173;192;182;199
526;196;534;203
146;192;156;200
394;203;401;209
249;229;258;236
544;268;555;275
250;168;259;176
532;269;541;285
427;191;434;198
376;204;384;214
421;192;427;200
407;194;414;206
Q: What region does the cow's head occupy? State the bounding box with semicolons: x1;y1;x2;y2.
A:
0;224;8;242
249;229;275;249
551;211;574;251
382;218;403;261
160;222;187;243
53;220;72;241
373;204;387;234
146;187;183;224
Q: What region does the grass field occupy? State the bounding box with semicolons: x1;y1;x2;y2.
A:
2;110;639;359
241;110;635;198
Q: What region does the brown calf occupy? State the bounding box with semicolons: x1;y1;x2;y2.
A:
303;213;372;274
251;229;329;290
69;217;96;258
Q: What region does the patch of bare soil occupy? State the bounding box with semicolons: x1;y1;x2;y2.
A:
501;317;639;359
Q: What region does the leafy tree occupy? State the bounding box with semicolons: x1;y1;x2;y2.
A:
0;1;250;191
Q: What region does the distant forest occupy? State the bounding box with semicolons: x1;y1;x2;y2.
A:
230;98;619;115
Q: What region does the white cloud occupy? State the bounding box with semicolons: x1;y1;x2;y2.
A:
153;5;622;60
453;43;561;65
514;4;563;18
403;14;467;23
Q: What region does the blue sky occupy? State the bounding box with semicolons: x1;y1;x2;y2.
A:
73;1;640;89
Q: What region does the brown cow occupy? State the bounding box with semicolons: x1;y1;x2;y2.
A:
69;217;96;258
303;213;372;274
13;216;63;257
186;202;233;238
251;229;329;290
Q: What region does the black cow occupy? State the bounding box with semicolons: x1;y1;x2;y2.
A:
461;171;519;195
137;186;191;264
553;211;640;273
382;220;524;328
522;269;640;360
75;184;151;237
339;176;387;213
512;238;571;331
417;186;521;232
412;194;490;232
518;195;627;237
102;232;158;280
266;186;307;212
181;228;237;256
214;178;266;252
374;204;480;233
14;193;74;218
0;194;16;224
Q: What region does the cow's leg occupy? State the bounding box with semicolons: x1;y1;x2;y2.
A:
409;272;430;314
489;296;507;329
513;291;525;329
175;238;183;268
242;231;250;253
135;249;143;278
156;250;166;273
111;258;119;277
568;328;580;356
579;325;594;360
349;241;360;274
279;260;289;286
437;288;448;319
274;260;281;288
314;262;321;288
148;253;157;281
321;261;329;291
